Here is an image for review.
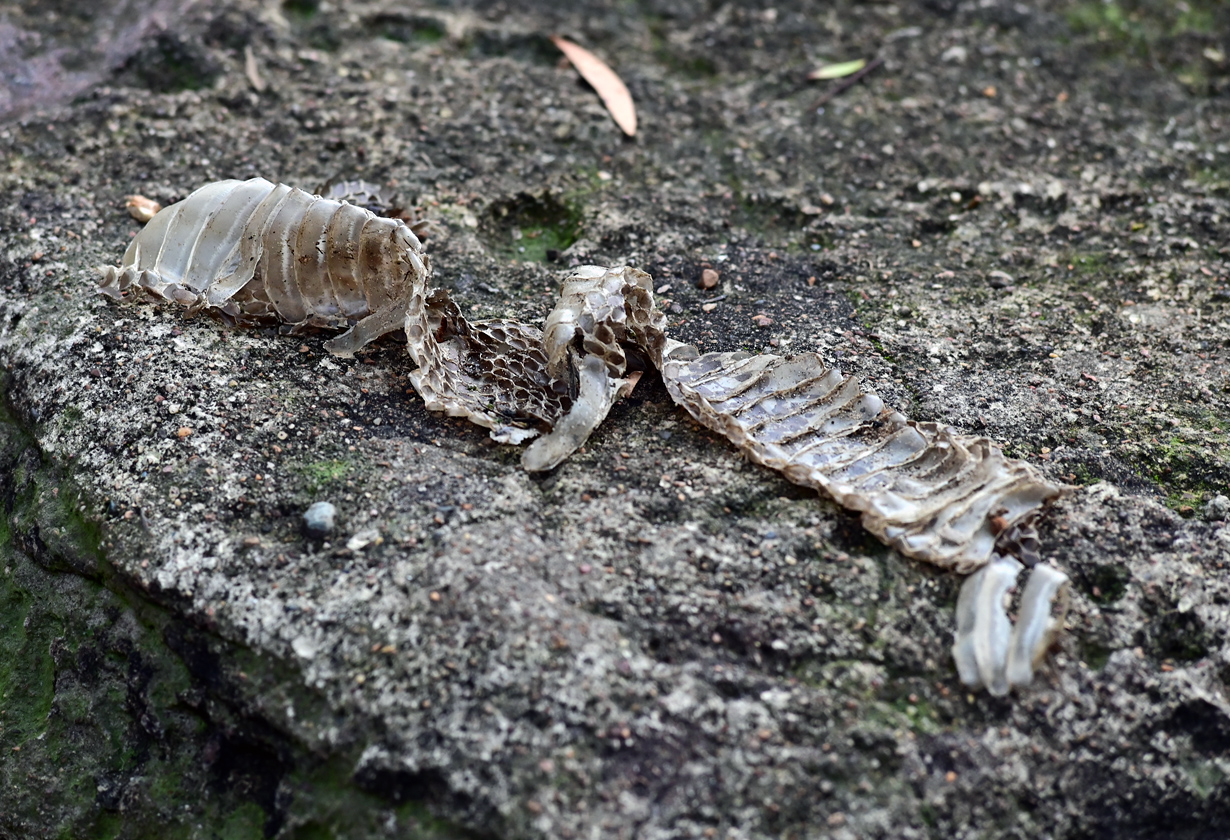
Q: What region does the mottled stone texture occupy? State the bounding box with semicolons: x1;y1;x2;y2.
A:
2;1;1229;838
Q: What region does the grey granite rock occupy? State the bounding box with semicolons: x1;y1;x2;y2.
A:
2;1;1228;837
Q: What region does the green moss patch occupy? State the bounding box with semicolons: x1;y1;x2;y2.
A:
482;193;583;263
0;396;472;840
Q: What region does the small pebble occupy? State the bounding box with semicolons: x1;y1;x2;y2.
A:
988;270;1014;288
699;268;719;289
303;501;337;538
752;313;774;327
1203;494;1229;522
346;529;381;551
125;194;161;223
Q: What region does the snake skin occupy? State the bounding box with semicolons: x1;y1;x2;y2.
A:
99;179;1071;692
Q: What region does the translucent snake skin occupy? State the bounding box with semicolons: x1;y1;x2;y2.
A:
99;178;1071;695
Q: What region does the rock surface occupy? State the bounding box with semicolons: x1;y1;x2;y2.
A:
2;1;1229;838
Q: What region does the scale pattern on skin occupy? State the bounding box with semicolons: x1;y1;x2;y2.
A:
99;178;1071;694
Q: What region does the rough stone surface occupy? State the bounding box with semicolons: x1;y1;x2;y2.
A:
1205;494;1230;522
2;1;1229;838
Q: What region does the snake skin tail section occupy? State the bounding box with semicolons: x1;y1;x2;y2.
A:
953;558;1071;695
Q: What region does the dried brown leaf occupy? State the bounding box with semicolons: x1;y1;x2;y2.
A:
550;35;636;137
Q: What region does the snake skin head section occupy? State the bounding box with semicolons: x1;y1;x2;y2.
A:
513;266;678;470
542;266;671;381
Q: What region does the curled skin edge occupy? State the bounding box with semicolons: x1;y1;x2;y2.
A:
323;298;411;358
952;555;1022;697
521;354;624;472
952;567;985;689
1006;564;1071;688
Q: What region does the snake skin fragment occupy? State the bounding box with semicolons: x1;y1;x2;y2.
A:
658;351;1063;573
1005;563;1070;687
318;178;438;241
318;178;397;216
403;286;567;445
519;266;664;469
952;555;1022;696
98;177;428;357
952;559;1070;695
521;354;627;471
403;265;665;466
992;519;1043;566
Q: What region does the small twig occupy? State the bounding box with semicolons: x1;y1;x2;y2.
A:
244;46;266;93
810;57;884;111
